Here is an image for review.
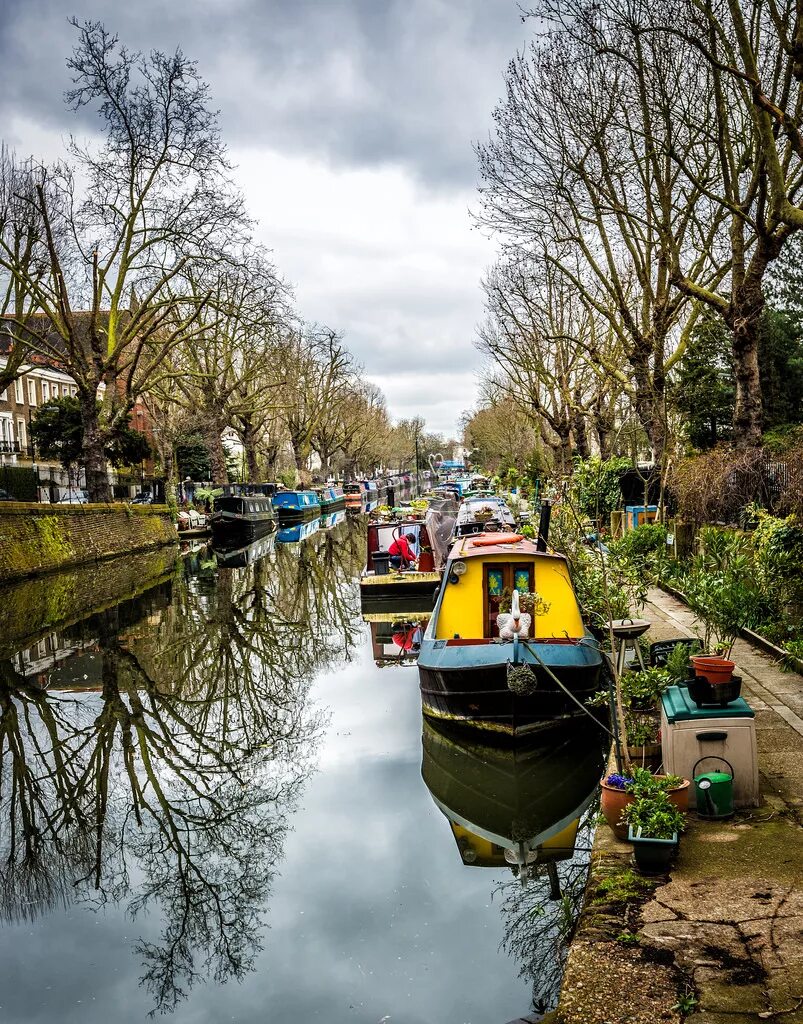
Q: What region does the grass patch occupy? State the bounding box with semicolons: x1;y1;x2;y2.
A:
592;868;658;905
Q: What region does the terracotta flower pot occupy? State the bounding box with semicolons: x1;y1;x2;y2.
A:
691;655;735;685
600;776;690;841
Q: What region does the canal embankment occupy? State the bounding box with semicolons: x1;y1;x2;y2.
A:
0;544;180;658
552;587;803;1024
0;502;177;583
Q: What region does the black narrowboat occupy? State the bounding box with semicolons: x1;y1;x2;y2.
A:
209;493;276;540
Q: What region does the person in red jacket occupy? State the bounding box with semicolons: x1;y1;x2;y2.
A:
388;532;417;569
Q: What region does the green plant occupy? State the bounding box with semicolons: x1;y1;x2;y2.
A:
671;988;699;1014
592;868;656;904
622;667;671;708
571;455;632;522
621;791;686;839
615;522;668;561
680;529;765;655
498;587;551;617
664;642;699;684
624;711;659;747
616;931;641;946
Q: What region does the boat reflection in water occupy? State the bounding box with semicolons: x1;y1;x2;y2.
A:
276;516;322;544
363;614;431;666
421;717;606;883
320;508;347;530
212;529;277;568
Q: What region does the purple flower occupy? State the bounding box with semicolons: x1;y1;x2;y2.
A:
604;772;633;790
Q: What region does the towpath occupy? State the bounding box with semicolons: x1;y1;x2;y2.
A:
552;587;803;1024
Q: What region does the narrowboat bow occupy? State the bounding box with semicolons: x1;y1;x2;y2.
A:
417;531;604;737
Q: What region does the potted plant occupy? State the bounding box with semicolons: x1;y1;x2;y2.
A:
624;710;662;769
600;767;690;841
680;541;764;685
622;791;686;874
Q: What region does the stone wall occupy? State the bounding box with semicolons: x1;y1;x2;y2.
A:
0;502;178;583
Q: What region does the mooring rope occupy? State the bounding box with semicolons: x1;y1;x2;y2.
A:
514;638;615;738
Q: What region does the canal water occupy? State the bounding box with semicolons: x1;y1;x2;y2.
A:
0;519;606;1023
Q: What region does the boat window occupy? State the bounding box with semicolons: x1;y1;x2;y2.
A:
483;563;534;638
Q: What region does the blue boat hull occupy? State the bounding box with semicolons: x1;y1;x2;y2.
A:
417;635;605;737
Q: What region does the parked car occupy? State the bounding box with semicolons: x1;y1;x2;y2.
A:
57;490;89;504
130;491;154;504
0;488;16;501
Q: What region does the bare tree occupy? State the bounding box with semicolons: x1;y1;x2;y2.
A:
477;5;725;462
0;22;247;499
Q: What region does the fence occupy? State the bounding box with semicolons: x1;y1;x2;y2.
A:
0;465;38;502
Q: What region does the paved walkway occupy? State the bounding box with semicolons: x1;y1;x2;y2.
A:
554;588;803;1024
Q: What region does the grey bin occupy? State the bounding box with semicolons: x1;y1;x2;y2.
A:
372;551;391;575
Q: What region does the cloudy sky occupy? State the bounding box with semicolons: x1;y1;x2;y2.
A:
0;0;531;436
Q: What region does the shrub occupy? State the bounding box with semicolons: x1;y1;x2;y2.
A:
571;455;632;522
621;792;686;839
670;445;767;526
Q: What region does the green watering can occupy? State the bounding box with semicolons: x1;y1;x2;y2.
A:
693;756;735;820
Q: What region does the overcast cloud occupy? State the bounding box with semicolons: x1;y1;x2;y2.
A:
0;0;529;435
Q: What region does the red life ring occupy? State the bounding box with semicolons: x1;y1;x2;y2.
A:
470;533;525;547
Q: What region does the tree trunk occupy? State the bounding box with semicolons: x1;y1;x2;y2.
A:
727;288;764;446
79;391;112;502
162;445;177;505
206;413;229;485
570;399;590;459
240;416;260;481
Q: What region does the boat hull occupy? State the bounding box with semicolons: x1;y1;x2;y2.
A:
319;495;347;513
209;511;275;540
417;638;604;737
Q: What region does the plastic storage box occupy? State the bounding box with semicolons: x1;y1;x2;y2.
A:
660;685;759;808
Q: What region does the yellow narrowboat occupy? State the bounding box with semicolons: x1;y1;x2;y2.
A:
417;531;604;737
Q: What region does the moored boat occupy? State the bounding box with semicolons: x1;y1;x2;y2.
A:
360;518;443;599
344;479;379;513
272;489;321;520
344;482;366;512
417;530;604;737
209;493;276;540
315;483;346;512
453;496;517;538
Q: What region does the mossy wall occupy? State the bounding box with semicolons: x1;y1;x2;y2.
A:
0;503;178;583
0;545;181;658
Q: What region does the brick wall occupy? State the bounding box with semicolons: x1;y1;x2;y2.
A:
0;503;178;583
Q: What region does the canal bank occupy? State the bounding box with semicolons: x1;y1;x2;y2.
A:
551;588;803;1024
0;502;176;582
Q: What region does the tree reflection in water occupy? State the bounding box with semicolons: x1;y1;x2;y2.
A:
0;520;364;1014
494;808;598;1017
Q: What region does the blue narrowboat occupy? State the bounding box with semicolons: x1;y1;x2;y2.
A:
272;489;321;520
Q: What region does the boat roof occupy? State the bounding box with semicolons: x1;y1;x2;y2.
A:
448;532;565;561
